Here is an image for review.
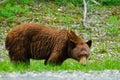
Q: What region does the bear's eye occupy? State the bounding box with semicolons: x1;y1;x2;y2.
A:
78;54;83;58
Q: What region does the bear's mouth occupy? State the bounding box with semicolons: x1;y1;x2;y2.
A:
79;56;87;65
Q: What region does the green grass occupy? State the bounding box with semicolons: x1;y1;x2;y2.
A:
0;0;30;21
106;16;120;25
0;4;29;20
0;59;119;72
104;26;120;36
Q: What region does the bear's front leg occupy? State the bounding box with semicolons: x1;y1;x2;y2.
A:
45;52;61;65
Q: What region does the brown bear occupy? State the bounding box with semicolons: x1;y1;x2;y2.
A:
5;23;92;65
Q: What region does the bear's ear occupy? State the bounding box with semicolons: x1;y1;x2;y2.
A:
86;40;92;48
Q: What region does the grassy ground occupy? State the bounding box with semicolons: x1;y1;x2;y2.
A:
0;1;120;72
0;59;120;72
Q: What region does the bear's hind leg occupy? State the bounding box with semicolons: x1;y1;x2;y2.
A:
9;47;30;65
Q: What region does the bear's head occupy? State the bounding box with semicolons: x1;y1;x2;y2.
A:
68;31;92;65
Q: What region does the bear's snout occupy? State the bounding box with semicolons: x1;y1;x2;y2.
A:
79;56;87;65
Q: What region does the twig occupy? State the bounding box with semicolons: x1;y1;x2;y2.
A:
0;0;7;4
83;0;88;27
90;0;100;5
82;0;100;27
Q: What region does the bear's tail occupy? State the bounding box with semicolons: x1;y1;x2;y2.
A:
5;32;16;50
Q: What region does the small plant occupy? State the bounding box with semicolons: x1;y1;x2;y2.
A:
104;26;120;36
106;16;119;25
62;16;72;23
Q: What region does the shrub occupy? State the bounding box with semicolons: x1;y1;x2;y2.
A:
99;0;120;5
0;0;31;21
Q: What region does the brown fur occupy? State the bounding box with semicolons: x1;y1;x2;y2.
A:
5;23;92;65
